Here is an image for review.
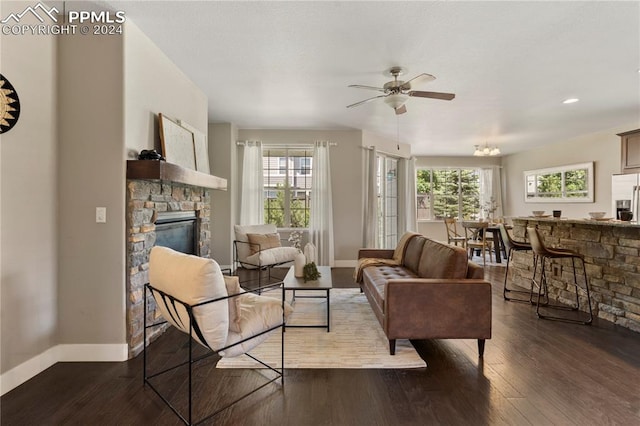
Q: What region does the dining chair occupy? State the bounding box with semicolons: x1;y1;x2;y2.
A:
443;217;467;247
461;221;494;265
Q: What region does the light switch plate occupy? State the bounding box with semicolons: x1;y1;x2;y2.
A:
96;207;107;223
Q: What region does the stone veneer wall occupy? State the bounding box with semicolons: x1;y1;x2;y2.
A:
126;180;211;358
510;218;640;333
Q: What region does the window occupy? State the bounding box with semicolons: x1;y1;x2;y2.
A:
378;156;398;248
263;147;312;228
524;162;593;203
417;168;481;220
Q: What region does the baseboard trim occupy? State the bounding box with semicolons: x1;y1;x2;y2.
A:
1;343;128;396
57;343;128;362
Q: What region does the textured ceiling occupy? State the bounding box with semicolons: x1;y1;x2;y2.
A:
108;1;639;156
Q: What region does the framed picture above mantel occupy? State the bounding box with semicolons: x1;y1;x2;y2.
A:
524;162;594;203
159;113;197;171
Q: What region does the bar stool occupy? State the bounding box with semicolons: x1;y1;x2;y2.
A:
498;224;536;303
526;226;593;325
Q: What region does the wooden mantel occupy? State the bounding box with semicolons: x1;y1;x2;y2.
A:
126;160;227;190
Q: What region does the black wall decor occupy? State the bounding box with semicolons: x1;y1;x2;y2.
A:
0;74;21;134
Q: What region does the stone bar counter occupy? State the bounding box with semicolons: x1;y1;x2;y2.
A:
510;217;640;333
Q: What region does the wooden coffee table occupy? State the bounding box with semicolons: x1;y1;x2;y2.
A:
282;265;332;332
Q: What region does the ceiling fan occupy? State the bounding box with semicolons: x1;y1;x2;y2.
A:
347;66;455;115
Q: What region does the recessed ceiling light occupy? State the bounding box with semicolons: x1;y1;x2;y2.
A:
563;98;579;104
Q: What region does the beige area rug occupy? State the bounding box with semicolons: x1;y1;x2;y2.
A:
216;288;427;369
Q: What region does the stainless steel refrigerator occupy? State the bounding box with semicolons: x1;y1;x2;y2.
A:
611;173;640;221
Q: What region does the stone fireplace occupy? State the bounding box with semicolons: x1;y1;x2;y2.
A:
125;160;226;358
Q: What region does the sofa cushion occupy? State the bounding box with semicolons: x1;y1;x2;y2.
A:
245;246;299;267
362;264;419;313
402;235;427;274
417;238;468;279
466;261;484;279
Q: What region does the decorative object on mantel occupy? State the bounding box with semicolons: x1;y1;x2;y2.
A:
178;119;210;174
303;262;321;282
0;74;20;134
473;142;500;156
158;113;196;170
138;149;165;161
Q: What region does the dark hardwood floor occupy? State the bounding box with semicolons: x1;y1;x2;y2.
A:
2;266;640;425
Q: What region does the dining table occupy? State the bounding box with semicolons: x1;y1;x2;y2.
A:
486;223;509;263
464;222;509;263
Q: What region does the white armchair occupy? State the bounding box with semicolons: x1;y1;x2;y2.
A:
144;246;292;424
233;224;299;288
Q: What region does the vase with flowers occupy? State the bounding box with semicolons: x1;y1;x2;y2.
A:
288;230;305;277
482;196;499;223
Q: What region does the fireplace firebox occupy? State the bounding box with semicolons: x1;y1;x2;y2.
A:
155;211;197;255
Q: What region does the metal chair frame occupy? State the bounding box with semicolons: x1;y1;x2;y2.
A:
143;282;285;425
498;224;538;303
527;226;593;325
233;239;294;293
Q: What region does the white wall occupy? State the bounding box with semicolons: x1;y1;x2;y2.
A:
1;14;210;394
362;130;411;158
209;123;237;265
1;2;58;379
503;125;635;219
124;22;208;157
57;31;126;347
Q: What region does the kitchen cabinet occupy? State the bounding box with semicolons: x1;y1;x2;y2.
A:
619;129;640;174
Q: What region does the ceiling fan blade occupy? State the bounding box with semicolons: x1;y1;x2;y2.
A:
400;73;435;90
348;84;386;93
409;90;455;101
346;94;387;108
395;104;407;115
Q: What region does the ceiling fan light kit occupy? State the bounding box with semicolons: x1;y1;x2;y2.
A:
347;66;455;115
473;143;501;157
384;93;409;109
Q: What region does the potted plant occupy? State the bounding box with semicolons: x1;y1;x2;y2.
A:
303;262;321;282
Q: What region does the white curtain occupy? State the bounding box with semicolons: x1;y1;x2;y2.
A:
363;146;378;247
398;157;417;234
480;166;504;220
309;141;335;266
239;141;264;225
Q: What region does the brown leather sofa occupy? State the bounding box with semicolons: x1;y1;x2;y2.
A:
357;235;492;357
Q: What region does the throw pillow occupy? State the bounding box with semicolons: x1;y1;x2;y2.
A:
246;233;281;255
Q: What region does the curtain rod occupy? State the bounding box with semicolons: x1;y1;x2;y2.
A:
236;141;337;147
362;145;409;159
